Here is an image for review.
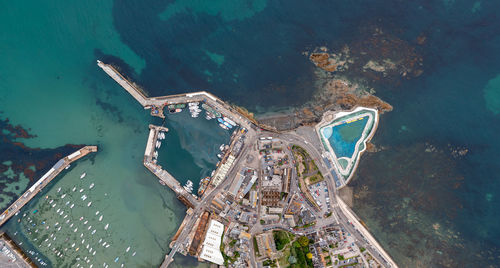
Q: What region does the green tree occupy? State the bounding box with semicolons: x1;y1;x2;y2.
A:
298;236;309;247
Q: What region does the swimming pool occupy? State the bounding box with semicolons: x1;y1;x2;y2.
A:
322;117;368;159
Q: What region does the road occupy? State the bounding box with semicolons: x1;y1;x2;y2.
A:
161;125;397;268
260;129;397;267
161;129;256;267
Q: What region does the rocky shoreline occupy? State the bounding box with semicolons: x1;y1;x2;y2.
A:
255;25;424;132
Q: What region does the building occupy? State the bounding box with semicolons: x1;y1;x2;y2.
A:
199;220;225;265
261;190;280;207
212;155;235;187
268;207;283;214
242;175;258;196
262;175;282;191
284;214;296;227
255;232;277;259
249;190;258;208
282;168;291;193
228;173;245;198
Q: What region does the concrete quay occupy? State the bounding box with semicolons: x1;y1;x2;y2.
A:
143;124;199;208
0;232;36;268
97;60;149;107
97;60;254;131
0;146;98;227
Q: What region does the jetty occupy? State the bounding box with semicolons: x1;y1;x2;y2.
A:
0;146;98;227
97;60;254;130
98;60;260;267
143;125;199;208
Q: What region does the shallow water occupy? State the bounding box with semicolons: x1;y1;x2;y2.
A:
157;109;233;194
1;0;500;267
327;117;369;159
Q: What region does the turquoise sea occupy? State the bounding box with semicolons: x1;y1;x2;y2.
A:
1;0;500;267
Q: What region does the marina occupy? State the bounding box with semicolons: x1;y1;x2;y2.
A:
98;60;252;267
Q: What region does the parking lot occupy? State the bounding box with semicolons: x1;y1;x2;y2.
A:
307;180;331;216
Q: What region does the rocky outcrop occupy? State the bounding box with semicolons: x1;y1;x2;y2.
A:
309;47;350;72
257;77;392;131
307;26;424;85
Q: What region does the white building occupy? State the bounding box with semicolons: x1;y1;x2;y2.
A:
199;220;225;265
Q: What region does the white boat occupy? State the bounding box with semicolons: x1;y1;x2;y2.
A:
96;211;99;215
74;228;78;232
99;238;102;243
153;151;158;158
223;116;237;126
126;246;130;252
99;215;103;221
132;251;136;256
49;200;53;204
104;223;109;230
88;225;92;230
81;195;87;201
87;201;92;207
52;203;56;208
65;165;70;170
57;187;61;193
72;187;76;192
61;194;66;199
92;229;96;235
89;183;94;189
70;204;74;209
80;173;86;179
84;220;88;225
219;123;229;130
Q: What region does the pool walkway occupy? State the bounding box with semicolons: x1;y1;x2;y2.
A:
316;107;378;188
0;146;98;227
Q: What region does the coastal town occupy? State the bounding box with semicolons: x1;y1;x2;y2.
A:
0;60;396;268
97;61;397;268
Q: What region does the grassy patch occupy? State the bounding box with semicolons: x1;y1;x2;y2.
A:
289;241;313;268
253;237;260;257
273;230;291;250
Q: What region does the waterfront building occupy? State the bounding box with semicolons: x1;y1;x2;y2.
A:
199;220;225;265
